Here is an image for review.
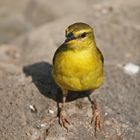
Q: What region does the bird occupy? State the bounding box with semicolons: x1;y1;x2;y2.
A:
52;22;104;133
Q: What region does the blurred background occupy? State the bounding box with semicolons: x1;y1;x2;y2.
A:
0;0;140;140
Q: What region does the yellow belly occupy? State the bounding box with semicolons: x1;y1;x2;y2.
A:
52;49;104;91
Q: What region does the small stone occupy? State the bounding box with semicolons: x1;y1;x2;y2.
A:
123;63;140;75
105;112;108;116
29;104;37;113
40;123;47;128
48;109;54;114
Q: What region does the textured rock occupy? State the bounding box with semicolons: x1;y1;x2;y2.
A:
0;0;140;140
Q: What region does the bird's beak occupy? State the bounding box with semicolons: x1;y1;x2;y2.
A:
64;38;69;43
64;39;75;45
64;36;75;44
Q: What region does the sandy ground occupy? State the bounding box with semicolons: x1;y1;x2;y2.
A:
0;0;140;140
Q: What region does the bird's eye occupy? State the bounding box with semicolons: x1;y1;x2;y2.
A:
78;32;87;39
81;32;87;38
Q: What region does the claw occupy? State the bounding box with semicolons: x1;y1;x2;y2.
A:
59;110;70;131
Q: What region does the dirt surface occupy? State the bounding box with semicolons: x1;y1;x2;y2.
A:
0;0;140;140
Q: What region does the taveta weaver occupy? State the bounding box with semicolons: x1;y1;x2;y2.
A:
52;22;104;133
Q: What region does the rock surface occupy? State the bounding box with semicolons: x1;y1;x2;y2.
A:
0;0;140;140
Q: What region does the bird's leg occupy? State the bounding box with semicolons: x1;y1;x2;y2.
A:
58;89;70;130
88;94;102;135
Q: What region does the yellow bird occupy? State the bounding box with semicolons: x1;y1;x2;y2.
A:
52;22;104;132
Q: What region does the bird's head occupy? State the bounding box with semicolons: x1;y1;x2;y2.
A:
64;22;96;50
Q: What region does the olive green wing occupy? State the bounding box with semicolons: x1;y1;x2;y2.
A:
52;47;60;65
96;47;104;63
52;44;67;64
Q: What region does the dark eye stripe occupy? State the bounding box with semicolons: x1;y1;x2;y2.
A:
66;32;87;42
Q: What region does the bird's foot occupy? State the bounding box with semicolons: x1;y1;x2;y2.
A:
59;110;70;131
91;107;102;136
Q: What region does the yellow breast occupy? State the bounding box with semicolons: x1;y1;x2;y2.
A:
52;47;104;91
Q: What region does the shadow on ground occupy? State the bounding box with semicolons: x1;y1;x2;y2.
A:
23;61;90;103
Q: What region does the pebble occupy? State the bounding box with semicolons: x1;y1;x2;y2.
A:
123;63;140;75
40;123;48;128
105;112;108;116
29;104;37;113
48;109;54;114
